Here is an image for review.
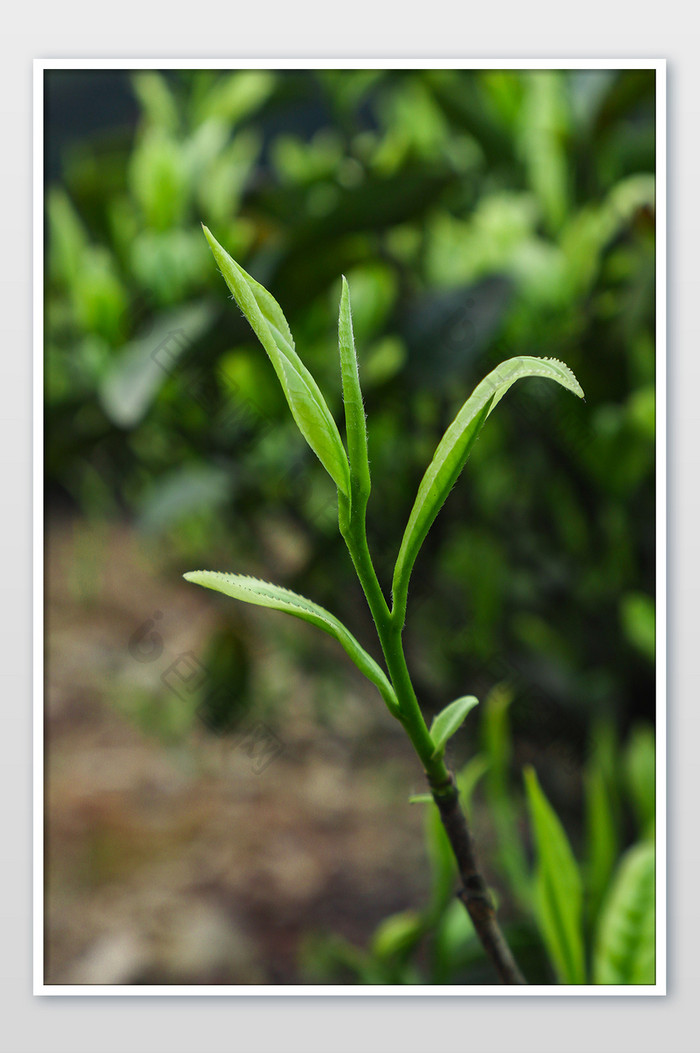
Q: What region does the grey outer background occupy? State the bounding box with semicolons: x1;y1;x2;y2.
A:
2;6;697;1052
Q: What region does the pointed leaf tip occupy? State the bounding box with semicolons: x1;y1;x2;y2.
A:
183;569;398;715
337;275;371;504
202;228;350;497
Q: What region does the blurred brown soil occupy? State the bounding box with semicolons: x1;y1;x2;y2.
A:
45;518;430;985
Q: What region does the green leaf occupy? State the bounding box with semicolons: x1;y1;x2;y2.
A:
584;765;619;929
455;754;490;816
100;300;215;428
432;898;478;984
593;842;655;985
338;277;371;505
623;724;656;839
429;696;479;758
425;797;456;916
47;189;87;287
524;766;586;984
620;592;655;662
371;910;423;963
392;356;584;616
183;570;397;714
482;683;530;904
138;464;230;535
202;226;351;497
131;71;179;132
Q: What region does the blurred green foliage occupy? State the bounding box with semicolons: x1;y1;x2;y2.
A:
302;687;655;985
47;68;654;715
46;68;656;982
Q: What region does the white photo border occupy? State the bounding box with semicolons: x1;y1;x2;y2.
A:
34;57;666;997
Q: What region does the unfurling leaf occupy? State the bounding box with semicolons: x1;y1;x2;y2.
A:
202;226;351;496
429;695;479;758
184;570;397;714
392;356;584;617
338;276;371;507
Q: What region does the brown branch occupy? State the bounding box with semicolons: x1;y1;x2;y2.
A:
428;770;526;985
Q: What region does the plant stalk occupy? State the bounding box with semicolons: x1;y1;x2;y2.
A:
427;770;527;984
341;508;526;984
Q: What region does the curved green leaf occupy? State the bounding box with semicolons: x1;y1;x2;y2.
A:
429;695;479;758
593;842;655;985
184;570;397;714
392;356;584;616
524;766;586;984
202;226;351;496
338;276;371;506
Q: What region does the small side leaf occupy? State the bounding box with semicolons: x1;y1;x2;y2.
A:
338;277;371;505
429;696;479;758
392;356;584;616
410;755;488;812
524;766;586;984
202;226;351;497
184;570;397;714
593;842;655;985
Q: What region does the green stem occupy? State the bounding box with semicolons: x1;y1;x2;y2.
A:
340;496;526;984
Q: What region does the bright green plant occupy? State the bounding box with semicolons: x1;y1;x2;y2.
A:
524;764;655;986
44;68;656;986
184;225;590;984
302;711;656;986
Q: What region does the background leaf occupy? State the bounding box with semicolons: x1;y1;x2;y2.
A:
455;754;490;814
620;592;655;663
593;841;655;985
99;300;214;427
584;764;620;930
524;766;586;984
623;723;656;839
481;684;530;905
